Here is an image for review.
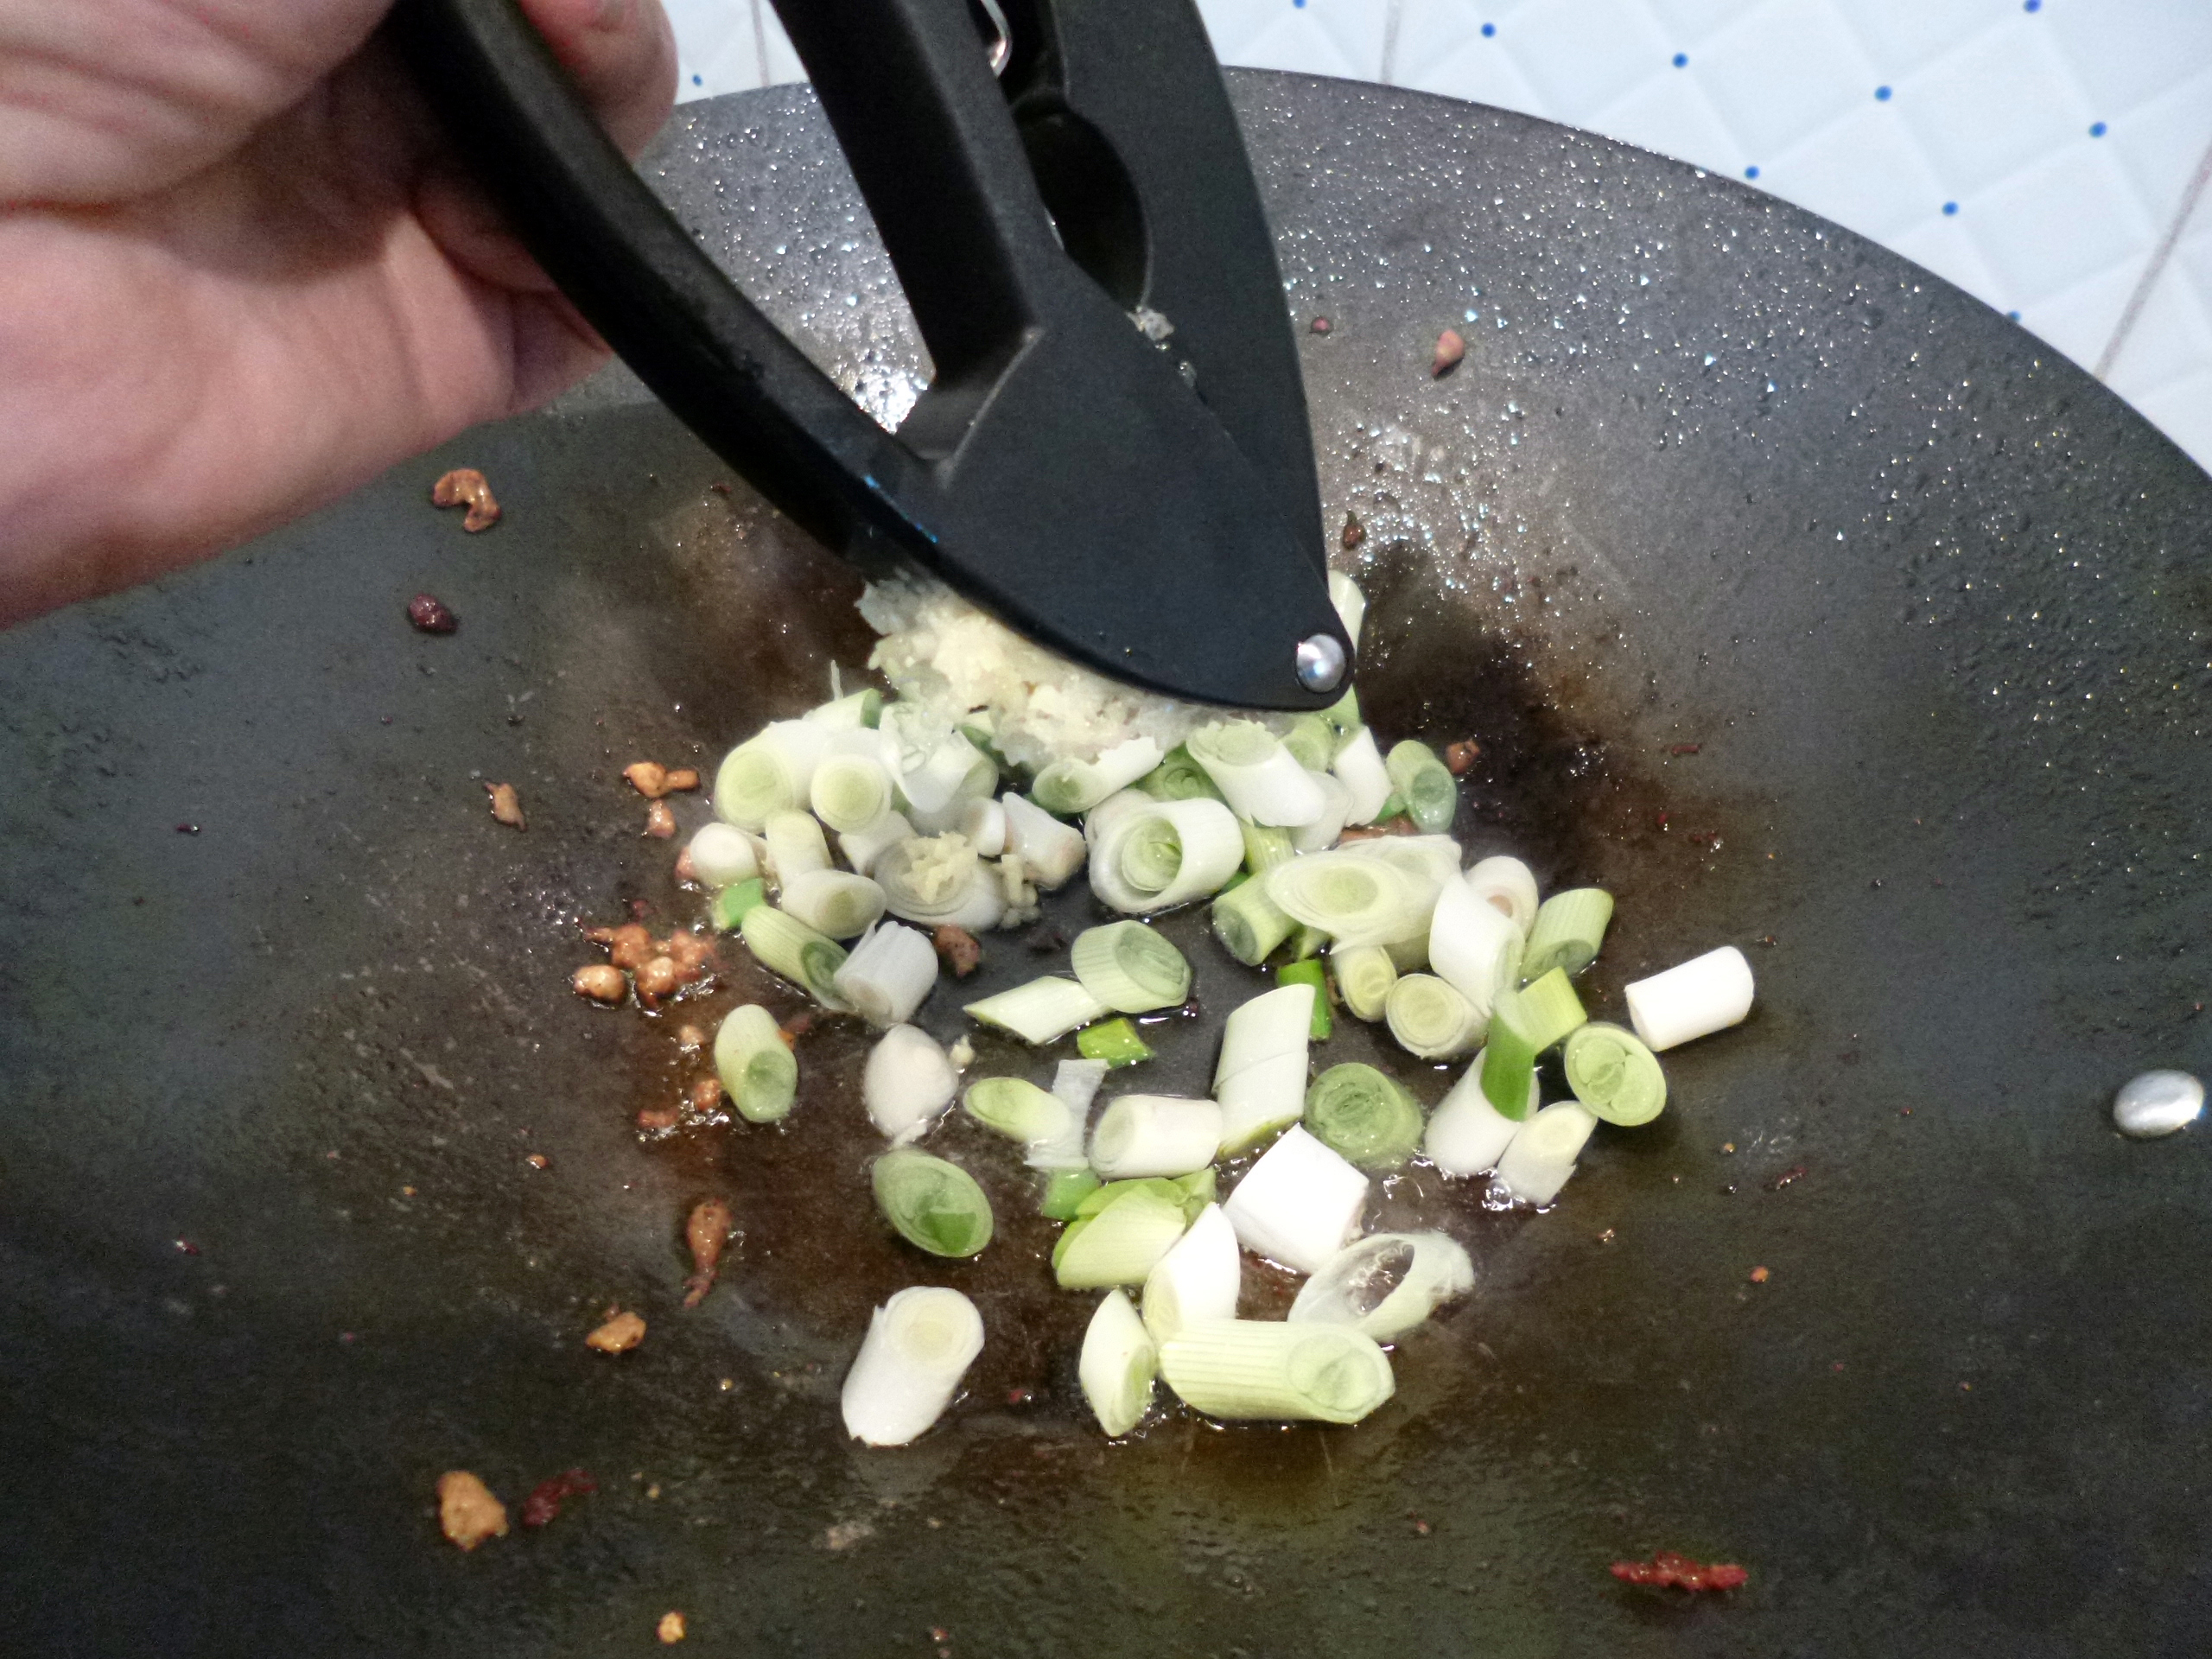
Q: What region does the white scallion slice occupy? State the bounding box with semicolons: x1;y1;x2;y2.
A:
1624;945;1754;1051
1051;1057;1109;1118
1479;968;1587;1115
1423;1051;1532;1173
685;823;760;889
1079;1288;1157;1438
805;686;882;728
1563;1021;1669;1125
1053;1186;1190;1288
1281;714;1338;772
1385;973;1483;1060
1211;876;1296;967
1385;740;1459;833
1427;880;1522;1032
999;792;1087;888
1328;571;1367;645
1340;834;1464;901
963;1076;1078;1159
1289;1231;1474;1342
714;721;830;830
1031;735;1164;817
871;1147;993;1256
1330;725;1394;824
1159;1319;1394;1425
1213;982;1314;1154
863;1024;958;1142
1291;771;1354;853
1071;920;1192;1014
1494;1102;1599;1207
831;920;938;1027
764;810;832;885
1382;931;1429;973
740;905;849;1007
1141;1202;1242;1340
1221;1124;1368;1274
1089;1095;1224;1179
880;710;996;820
1332;943;1398;1021
957;797;1007;857
963;976;1110;1045
1265;849;1425;947
808;752;896;835
1137;745;1225;804
840;1285;983;1447
1185;721;1327;827
839;810;916;879
712;1003;798;1123
1463;855;1540;934
1086;794;1244;913
1305;1063;1424;1170
1521;887;1615;981
778;870;887;940
874;832;1007;931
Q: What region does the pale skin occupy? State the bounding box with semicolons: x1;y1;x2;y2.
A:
0;0;677;625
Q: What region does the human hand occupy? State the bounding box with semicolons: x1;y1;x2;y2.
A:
0;0;677;624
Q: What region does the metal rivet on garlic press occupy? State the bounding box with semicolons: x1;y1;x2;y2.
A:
1295;633;1347;694
2113;1070;2203;1139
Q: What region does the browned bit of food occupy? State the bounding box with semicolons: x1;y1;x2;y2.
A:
664;768;701;792
485;781;524;828
657;1611;687;1644
519;1468;596;1529
1339;818;1420;841
673;846;697;884
591;923;654;969
664;931;717;980
572;964;626;1004
430;467;501;531
780;1010;815;1044
683;1197;736;1308
1669;742;1703;756
934;925;982;978
644;800;677;838
675;1024;706;1051
633;956;680;1001
1443;740;1482;776
1432;327;1465;377
687;1076;724;1116
435;1471;508;1551
637;1106;681;1132
586;1309;646;1353
408;593;460;633
624;761;672;798
1340;512;1365;551
1749;1265;1771;1284
524;1154;549;1170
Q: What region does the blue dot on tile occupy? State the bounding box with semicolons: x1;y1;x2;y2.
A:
691;73;702;85
1673;52;1688;67
1943;200;1959;214
2024;0;2040;10
2008;310;2022;321
1482;22;1497;36
1745;165;1760;180
1876;85;1892;101
2090;121;2107;137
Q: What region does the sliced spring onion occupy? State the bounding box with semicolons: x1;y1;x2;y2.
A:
1086;794;1245;913
805;686;882;728
1463;855;1540;935
1494;1101;1599;1207
710;876;768;933
839;810;916;879
1331;725;1394;824
715;721;830;830
763;810;832;885
998;792;1086;889
964;976;1110;1045
1306;1063;1425;1169
1174;1166;1217;1216
1479;968;1588;1116
1427;880;1522;1030
1281;713;1339;772
1213;982;1315;1154
1051;1057;1109;1117
1053;1185;1190;1288
1079;1288;1157;1438
957;796;1007;857
1211;876;1297;967
1137;745;1226;804
1274;960;1332;1039
1424;1050;1532;1167
686;823;760;889
1186;721;1327;827
1563;1021;1669;1126
874;832;1006;931
778;870;886;940
1520;887;1614;981
1069;920;1191;1014
840;1285;983;1447
1222;1123;1369;1274
1332;943;1398;1021
1624;945;1754;1051
1031;735;1164;817
1383;931;1430;974
1159;1319;1394;1425
1090;1095;1224;1179
1375;792;1406;823
809;751;895;835
1077;1017;1154;1068
963;1075;1077;1147
1385;740;1459;833
871;1147;993;1256
741;905;849;1006
1328;570;1367;645
881;711;996;821
1073;1177;1187;1218
831;920;938;1027
1340;833;1465;900
712;1003;798;1123
1291;771;1354;854
1141;1202;1242;1340
1325;683;1362;734
863;1023;957;1141
1041;1167;1103;1219
1288;1231;1474;1342
1265;849;1427;948
1385;973;1483;1060
1243;821;1296;874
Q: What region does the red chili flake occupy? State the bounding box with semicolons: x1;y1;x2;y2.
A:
1611;1552;1748;1591
407;594;459;633
1005;1387;1034;1407
1655;810;1670;830
524;1154;549;1171
1756;934;1778;946
930;1629;950;1644
519;1468;598;1529
1411;1516;1432;1535
1669;742;1702;755
1310;316;1332;334
175;822;200;835
174;1239;200;1255
1766;1164;1807;1191
709;481;732;495
1749;1265;1770;1283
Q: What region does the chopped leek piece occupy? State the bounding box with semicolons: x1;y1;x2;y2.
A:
1426;1048;1535;1168
1331;726;1393;824
1520;887;1614;981
1053;1186;1189;1287
871;1148;993;1257
1289;1231;1474;1342
1624;945;1754;1051
1375;793;1406;823
1040;1168;1103;1219
874;832;1006;931
1495;1102;1599;1206
806;686;882;728
1031;735;1164;816
1211;876;1296;967
964;977;1109;1045
1073;1177;1188;1219
1384;973;1482;1060
1462;855;1540;935
1079;1289;1157;1438
1563;1021;1669;1126
839;810;917;879
1077;1017;1154;1068
1186;721;1326;827
1384;741;1459;833
1136;745;1225;804
1281;713;1338;772
1382;931;1430;974
1086;793;1245;913
710;876;768;932
1328;571;1367;645
1089;1095;1223;1179
999;793;1087;889
1427;880;1522;1028
809;751;896;835
741;904;848;1006
1051;1057;1109;1117
963;1077;1077;1148
1274;960;1332;1039
1222;1124;1368;1274
1070;921;1191;1014
1306;1063;1425;1169
1213;982;1315;1154
1141;1202;1242;1340
686;823;760;889
1332;943;1397;1021
832;920;938;1027
1265;849;1427;947
714;721;830;830
1325;683;1362;734
1291;771;1354;854
1479;969;1587;1116
1174;1166;1217;1216
778;870;886;940
1158;1319;1395;1424
863;1024;957;1141
763;809;832;884
713;1003;798;1124
841;1285;982;1446
957;796;1007;857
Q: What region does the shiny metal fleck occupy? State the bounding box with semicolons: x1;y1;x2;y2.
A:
1295;632;1347;693
2113;1071;2204;1139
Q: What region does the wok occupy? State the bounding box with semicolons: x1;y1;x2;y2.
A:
4;73;2209;1656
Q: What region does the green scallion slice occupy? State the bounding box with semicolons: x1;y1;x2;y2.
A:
1072;1177;1189;1219
1158;1319;1395;1425
1031;735;1163;816
1040;1168;1103;1220
713;1003;798;1123
963;1077;1076;1146
1211;875;1295;966
1174;1166;1217;1217
1332;943;1397;1022
1281;713;1339;772
1562;1021;1669;1126
964;976;1110;1044
1520;887;1615;981
1274;960;1333;1039
871;1148;994;1258
1053;1186;1189;1288
710;876;768;932
1305;1063;1424;1169
741;904;848;1007
1478;967;1589;1116
1325;684;1362;734
1077;1017;1154;1068
1384;741;1458;833
1071;921;1192;1014
1384;973;1482;1060
1079;1288;1158;1438
1136;745;1225;804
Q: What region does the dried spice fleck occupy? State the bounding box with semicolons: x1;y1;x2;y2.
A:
408;594;459;633
519;1468;596;1529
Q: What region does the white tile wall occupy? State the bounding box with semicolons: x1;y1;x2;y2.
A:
661;0;2212;475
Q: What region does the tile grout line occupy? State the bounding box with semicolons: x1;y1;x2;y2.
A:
750;0;772;91
2093;131;2212;382
1377;0;1404;87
